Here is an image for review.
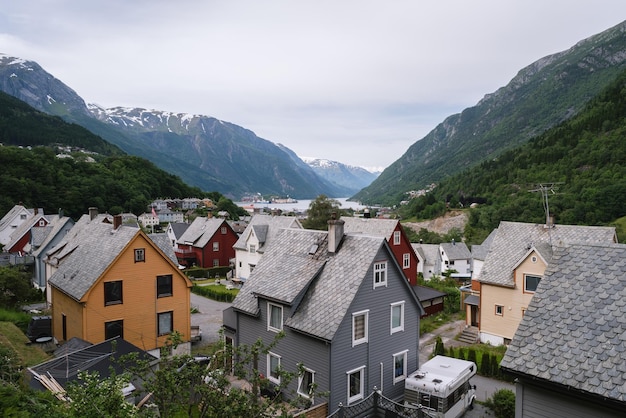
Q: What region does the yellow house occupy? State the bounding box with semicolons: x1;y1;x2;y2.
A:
474;221;616;346
47;215;192;356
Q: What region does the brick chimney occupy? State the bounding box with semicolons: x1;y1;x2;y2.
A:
327;213;344;254
113;214;122;230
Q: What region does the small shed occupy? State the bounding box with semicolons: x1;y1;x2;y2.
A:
412;285;446;318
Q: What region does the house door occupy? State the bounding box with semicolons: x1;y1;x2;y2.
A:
470;306;479;327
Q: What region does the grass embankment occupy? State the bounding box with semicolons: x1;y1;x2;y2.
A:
0;322;50;366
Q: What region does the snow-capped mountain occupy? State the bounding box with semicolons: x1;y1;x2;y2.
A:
301;157;380;193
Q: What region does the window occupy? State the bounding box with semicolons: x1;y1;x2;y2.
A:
393;231;401;245
267;303;283;332
393;350;408;383
373;261;387;288
298;367;315;398
403;253;410;269
212;259;219;267
158;311;173;336
105;320;123;339
157;274;173;298
352;310;369;346
134;248;145;262
347;366;365;404
267;352;281;384
104;280;123;306
221;226;227;234
524;274;541;293
495;305;504;316
390;302;404;334
213;242;219;251
249;244;256;253
20;214;27;220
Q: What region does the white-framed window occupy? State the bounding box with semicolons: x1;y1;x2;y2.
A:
393;231;401;245
390;301;405;334
495;305;504;316
213;242;219;251
249;244;256;253
134;248;145;263
267;352;281;384
393;350;408;383
373;261;387;288
403;253;410;269
524;274;542;293
352;310;369;346
346;366;365;404
298;367;315;399
221;226;227;234
212;259;219;267
267;302;283;332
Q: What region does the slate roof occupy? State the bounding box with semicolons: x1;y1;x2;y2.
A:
440;241;471;260
0;205;31;231
232;228;397;341
5;212;49;251
47;221;141;301
147;232;179;265
412;243;440;266
478;221;616;287
178;217;225;248
500;243;626;405
340;216;398;239
168;222;190;240
470;228;497;261
412;285;446;302
232;214;302;251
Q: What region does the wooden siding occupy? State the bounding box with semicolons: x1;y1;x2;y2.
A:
51;287;85;341
236;303;331;407
517;382;623;418
54;233;191;351
388;225;419;286
329;245;420;409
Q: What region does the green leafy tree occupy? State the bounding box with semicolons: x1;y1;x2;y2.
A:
0;266;42;309
65;371;139;418
302;195;342;230
484;389;515;418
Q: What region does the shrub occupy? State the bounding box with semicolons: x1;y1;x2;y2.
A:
484;389;515;418
191;284;238;302
490;354;501;379
433;336;445;356
467;348;477;364
480;352;491;376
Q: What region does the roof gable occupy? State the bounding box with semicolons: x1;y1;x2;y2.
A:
440;242;471;260
178;217;226;248
479;221;616;287
233;214;302;251
501;243;626;404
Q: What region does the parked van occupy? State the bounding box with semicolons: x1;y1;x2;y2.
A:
26;315;52;342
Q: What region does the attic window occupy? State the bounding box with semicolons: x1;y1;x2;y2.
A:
134;248;145;263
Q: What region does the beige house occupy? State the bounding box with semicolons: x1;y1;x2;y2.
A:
471;221;616;346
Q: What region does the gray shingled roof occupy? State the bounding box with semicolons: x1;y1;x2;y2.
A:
147;233;179;265
48;222;140;301
479;221;616;287
168;222;190;240
232;214;302;251
470;228;497;261
440;241;471;260
232;228;390;341
500;243;626;404
412;243;440;266
340;216;398;238
178;217;225;248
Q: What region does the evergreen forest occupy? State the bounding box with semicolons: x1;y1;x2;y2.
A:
400;68;626;243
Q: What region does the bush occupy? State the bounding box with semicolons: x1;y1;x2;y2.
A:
433;336;445;356
484;389;515;418
191;284;237;302
480;352;491;376
467;348;477;364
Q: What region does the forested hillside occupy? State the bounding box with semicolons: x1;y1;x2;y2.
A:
402;68;626;243
0;91;122;156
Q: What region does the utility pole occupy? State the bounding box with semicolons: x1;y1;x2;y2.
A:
529;182;563;226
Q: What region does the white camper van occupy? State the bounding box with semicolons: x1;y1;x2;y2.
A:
404;355;477;418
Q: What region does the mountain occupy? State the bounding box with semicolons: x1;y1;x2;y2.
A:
353;20;626;205
301;157;380;195
0;54;349;200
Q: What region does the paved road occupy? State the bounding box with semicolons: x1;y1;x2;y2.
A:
190;292;231;348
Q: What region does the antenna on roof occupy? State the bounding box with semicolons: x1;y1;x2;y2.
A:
529;183;563;227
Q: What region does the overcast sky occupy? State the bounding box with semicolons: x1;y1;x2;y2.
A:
0;1;623;171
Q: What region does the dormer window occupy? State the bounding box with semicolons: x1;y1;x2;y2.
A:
267;302;283;332
373;261;387;288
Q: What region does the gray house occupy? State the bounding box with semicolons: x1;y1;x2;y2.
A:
500;243;626;417
224;218;424;411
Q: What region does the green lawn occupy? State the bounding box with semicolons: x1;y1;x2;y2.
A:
0;322;50;366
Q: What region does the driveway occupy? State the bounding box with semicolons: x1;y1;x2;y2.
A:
190;292;231;348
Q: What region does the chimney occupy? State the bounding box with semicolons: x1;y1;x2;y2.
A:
113;214;122;230
363;208;371;219
207;208;213;219
327;212;344;254
89;207;98;220
34;208;38;215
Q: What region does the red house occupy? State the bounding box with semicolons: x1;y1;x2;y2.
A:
341;216;419;285
4;208;49;254
175;216;238;268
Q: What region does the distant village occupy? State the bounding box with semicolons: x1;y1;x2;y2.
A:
1;201;624;417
